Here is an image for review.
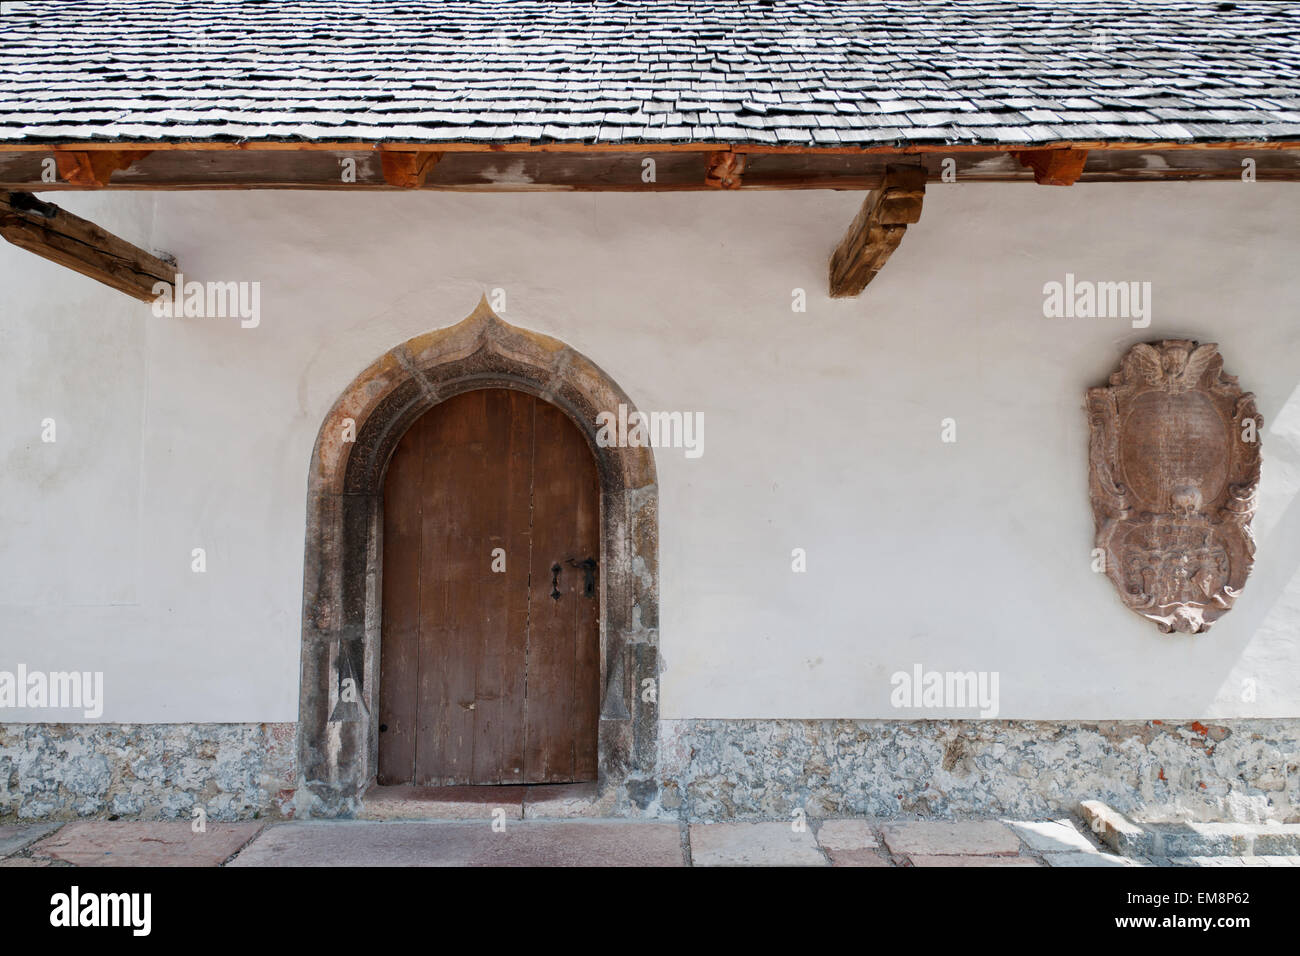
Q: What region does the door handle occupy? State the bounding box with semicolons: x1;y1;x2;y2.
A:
567;556;598;598
551;558;598;599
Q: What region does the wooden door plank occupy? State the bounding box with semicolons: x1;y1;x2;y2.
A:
377;423;424;784
415;390;481;784
525;401;601;783
570;436;602;782
469;389;533;784
467;389;503;784
497;390;535;783
523;417;573;781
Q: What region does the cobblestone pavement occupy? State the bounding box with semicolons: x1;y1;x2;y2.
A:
2;816;1298;867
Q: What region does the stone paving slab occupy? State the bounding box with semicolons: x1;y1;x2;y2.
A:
1005;819;1097;854
1044;851;1145;867
828;848;891;867
881;821;1022;857
816;820;879;851
689;822;827;867
228;820;685;867
0;824;62;859
907;854;1043;867
4;819;1293;867
29;822;264;867
1166;855;1300;867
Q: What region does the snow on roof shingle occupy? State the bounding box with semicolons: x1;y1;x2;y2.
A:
1;0;1299;146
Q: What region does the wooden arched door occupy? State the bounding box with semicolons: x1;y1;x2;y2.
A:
377;388;600;786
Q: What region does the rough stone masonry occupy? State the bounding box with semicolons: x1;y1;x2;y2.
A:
1;718;1295;824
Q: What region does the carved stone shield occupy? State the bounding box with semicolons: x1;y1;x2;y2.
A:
1087;341;1261;634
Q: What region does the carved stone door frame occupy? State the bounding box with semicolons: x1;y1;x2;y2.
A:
296;299;659;814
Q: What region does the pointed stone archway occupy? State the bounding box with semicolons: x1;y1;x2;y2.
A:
296;298;659;815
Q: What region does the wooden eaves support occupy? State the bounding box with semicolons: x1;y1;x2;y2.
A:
0;139;1294;302
829;165;927;298
825;147;1090;297
1013;147;1090;186
0;140;1295;193
0;190;176;300
378;148;443;187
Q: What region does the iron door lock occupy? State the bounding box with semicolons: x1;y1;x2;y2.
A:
567;556;598;598
551;557;598;599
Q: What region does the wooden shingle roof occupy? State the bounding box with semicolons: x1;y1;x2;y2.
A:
3;0;1300;147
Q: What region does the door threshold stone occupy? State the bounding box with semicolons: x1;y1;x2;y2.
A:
522;782;616;819
360;782;610;821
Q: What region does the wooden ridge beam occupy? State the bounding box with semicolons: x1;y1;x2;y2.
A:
829;165;926;299
0;190;176;300
1014;148;1089;185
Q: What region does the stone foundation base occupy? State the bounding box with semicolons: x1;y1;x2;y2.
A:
2;719;1296;824
657;719;1299;824
0;723;296;821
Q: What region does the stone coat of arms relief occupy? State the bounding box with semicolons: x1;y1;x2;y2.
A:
1087;340;1262;634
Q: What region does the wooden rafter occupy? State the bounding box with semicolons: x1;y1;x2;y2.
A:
0;190;176;301
1014;148;1089;185
705;150;746;188
828;165;926;298
379;150;443;187
53;149;151;187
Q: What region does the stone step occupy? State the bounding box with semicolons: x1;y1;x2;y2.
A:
358;782;613;821
1079;800;1300;858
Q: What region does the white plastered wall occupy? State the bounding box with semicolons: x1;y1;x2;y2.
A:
0;182;1298;722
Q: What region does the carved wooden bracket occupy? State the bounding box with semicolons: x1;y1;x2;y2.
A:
54;149;152;187
828;164;926;298
705;150;746;188
1014;148;1089;185
1087;340;1262;634
379;150;443;188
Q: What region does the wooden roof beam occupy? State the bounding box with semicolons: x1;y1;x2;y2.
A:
0;145;1289;191
0;139;1294;154
829;165;926;298
1014;147;1089;185
0;190;176;301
